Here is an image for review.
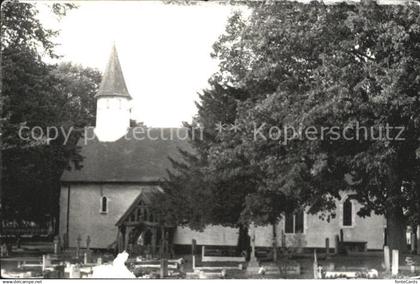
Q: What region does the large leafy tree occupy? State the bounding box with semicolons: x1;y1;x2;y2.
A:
208;0;420;251
1;1;101;224
160;0;420;254
150;84;256;249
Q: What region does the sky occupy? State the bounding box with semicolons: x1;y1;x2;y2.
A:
37;1;239;127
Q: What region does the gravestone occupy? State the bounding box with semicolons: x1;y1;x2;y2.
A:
97;257;103;265
86;235;91;263
417;226;420;255
0;243;8;257
313;249;318;279
260;263;280;275
69;264;81;278
160;258;168;278
325;238;330;259
76;235;82;258
42;254;51;271
335;235;340;254
192;239;196;269
53;236;60;254
246;224;259;275
405;257;415;274
392;249;399;276
280;263;301;275
384;246;390;272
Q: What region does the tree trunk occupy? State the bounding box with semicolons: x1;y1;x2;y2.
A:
272;222;278;262
236;225;250;260
386;207;408;253
160;226;165;258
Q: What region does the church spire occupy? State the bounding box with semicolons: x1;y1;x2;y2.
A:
96;43;132;100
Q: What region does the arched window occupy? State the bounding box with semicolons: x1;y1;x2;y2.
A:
285;210;305;234
100;196;108;213
343;198;352;226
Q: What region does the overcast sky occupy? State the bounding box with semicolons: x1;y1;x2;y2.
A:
38;1;240;127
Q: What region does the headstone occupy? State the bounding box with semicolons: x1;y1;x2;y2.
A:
69;264;81;278
86;235;91;261
76;235;82;257
97;257;103;265
325;238;330;259
313;249;318;279
180;261;184;273
53;235;60;254
0;243;8;257
384;246;390;272
280;263;300;275
392;249;399;276
160;258;168;278
246;224;259;275
42;254;51;271
335;235;340;254
64;262;71;277
405;257;415;274
417;226;420;255
221;269;226;278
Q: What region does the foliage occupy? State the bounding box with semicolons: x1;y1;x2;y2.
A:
210;0;420;250
1;1;101;222
161;0;420;251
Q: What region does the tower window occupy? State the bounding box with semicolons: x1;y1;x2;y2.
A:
285;210;304;234
343;198;352;226
100;196;108;214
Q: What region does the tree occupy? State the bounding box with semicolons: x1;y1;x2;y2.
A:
208;0;420;251
1;1;101;225
148;83;258;253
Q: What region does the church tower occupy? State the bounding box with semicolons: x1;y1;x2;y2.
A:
94;44;132;142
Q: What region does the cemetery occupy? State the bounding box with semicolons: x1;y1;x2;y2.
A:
3;0;420;281
2;226;420;279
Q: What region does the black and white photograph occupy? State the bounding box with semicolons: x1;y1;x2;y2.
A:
1;0;420;281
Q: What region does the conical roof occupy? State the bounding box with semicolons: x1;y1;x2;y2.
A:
95;44;132;99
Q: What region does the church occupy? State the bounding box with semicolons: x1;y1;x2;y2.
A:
59;45;386;256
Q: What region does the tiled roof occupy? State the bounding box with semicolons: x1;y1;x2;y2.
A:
61;127;192;183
